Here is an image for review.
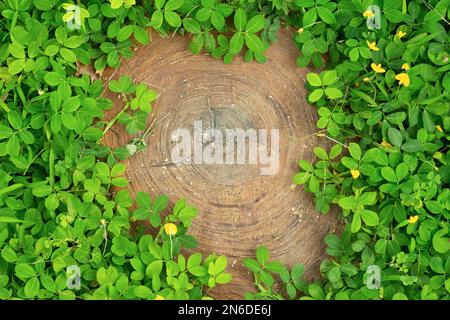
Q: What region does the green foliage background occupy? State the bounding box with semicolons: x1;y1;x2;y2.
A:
0;0;449;300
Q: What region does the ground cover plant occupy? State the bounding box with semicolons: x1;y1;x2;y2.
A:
0;0;448;300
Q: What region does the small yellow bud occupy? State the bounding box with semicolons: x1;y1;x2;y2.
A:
371;63;386;73
366;41;380;51
297;28;304;33
401;63;410;71
363;77;370;82
395;73;410;87
408;215;419;224
363;10;374;18
381;140;392;148
350;169;360;179
396;31;406;39
164;223;177;236
100;219;106;225
436;125;443;132
154;295;165;300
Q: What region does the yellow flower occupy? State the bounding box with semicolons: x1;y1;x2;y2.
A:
297;28;304;33
363;77;370;82
367;41;380;51
363;10;374;18
395;73;410;87
381;140;392;148
436;125;443;132
371;63;386;73
350;169;360;179
408;215;419;224
164;223;177;236
155;295;165;300
396;31;406;39
401;63;410;71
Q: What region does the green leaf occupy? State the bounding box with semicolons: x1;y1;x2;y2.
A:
324;87;343;99
309;89;324;102
307;73;322;86
244;33;265;54
256;246;269;265
430;257;445;274
9;43;25;59
60;48;77;62
15;264;36;280
348;143;361;160
83;127;103;141
260;270;274;287
388;128;403;147
246;15;265;33
151;10;164;29
381;167;397;183
146;260;163;276
44;72;65;86
229;32;244;54
155;0;166;9
0;216;24;223
165;0;183;11
308;283;325;300
265;261;286;274
243;258;261;272
196;7;212;21
1;246;17;262
360;210;379;226
234;8;247;32
187;253;202;269
216;273;232;284
322;70;337;85
134;26;150;45
432;229;450;254
45;194;59;211
165;10;181;27
401;139;423;153
303;8;317;26
153;195;169;214
32;185;52;197
314;147;328;160
214;256;227;274
351;89;377;106
9;59;25;75
287;283;296;298
96;267;118;285
24;277;40;298
317;7;336;24
0;125;13;139
189;265;207;277
291;264;304;281
134;285;152;299
422;110;435;133
211;11;225;30
351;212;361;233
327;266;341;282
184;18;201;34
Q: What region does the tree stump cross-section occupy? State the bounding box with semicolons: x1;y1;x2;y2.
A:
102;29;342;300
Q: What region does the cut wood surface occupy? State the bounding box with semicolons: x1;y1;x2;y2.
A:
102;29;342;299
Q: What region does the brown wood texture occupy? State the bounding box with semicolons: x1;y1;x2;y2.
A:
101;29;342;299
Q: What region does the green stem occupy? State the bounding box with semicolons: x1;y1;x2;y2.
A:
49;145;55;187
101;97;130;140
